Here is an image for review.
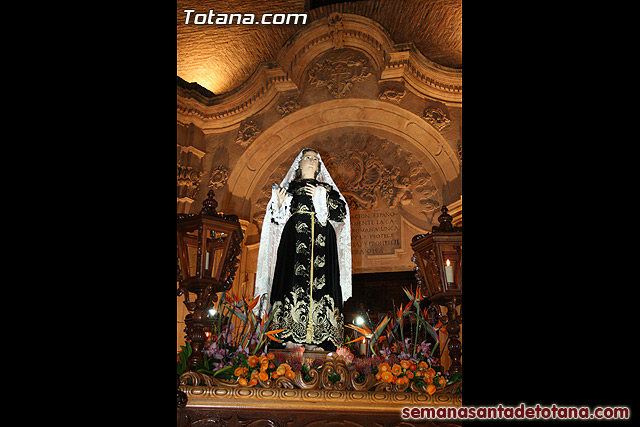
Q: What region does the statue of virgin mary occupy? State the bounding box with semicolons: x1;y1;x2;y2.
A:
253;148;352;351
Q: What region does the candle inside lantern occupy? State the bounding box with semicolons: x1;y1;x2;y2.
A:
205;251;210;270
445;259;454;282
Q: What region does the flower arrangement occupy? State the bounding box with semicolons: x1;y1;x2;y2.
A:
177;285;461;394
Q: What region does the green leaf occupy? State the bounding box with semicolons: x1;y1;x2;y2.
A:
237;353;248;365
431;340;439;356
417;315;440;344
252;308;277;355
446;372;462;385
195;368;216;376
211;365;235;378
368;315;391;356
328;373;341;383
401;286;414;302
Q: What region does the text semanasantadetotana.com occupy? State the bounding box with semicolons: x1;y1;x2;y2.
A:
401;403;630;420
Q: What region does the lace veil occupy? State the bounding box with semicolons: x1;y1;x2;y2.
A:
253;149;352;316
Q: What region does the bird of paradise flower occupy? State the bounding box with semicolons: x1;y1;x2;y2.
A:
345;314;391;356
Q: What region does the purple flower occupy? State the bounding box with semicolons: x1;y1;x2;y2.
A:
249;331;260;346
212;360;227;371
213;348;229;360
418;340;432;355
235;346;249;358
218;323;235;344
203;342;218;357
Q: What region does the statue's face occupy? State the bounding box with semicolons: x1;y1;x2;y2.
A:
299;151;319;177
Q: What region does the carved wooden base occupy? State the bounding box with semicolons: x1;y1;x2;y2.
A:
178;384;461;427
178;405;460;427
179;384;461;410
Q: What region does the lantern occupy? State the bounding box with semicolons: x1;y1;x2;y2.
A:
411;205;462;377
177;190;244;369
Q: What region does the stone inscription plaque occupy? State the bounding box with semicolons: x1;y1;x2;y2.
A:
350;208;401;256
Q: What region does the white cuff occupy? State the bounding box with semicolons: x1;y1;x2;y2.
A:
312;186;328;225
269;189;291;224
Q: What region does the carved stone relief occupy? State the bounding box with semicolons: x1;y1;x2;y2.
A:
307;49;372;98
379;88;407;104
236;120;262;147
177;134;204;210
209;165;229;189
177;164;202;199
327;12;345;49
277;96;301;117
423;106;451;131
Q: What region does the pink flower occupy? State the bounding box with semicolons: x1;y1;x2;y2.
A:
291;344;305;357
336;346;354;364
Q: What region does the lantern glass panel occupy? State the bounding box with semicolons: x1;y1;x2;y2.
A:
438;243;461;291
204;231;227;278
424;249;442;295
178;230;200;278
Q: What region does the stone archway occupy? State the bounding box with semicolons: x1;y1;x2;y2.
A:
225;98;460;273
227;99;459;212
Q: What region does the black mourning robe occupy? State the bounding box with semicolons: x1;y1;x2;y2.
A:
269;178;347;351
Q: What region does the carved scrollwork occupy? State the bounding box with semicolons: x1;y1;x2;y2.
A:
177;164;202;199
276;96;301;117
180;371;217;387
209;165;229;189
258;375;297;390
294;366;320;389
423;106;451;131
236;120;262;147
322;147;434;212
307;50;372;98
348;370;376;391
220;230;243;290
318;355;349;390
379;88;407;104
